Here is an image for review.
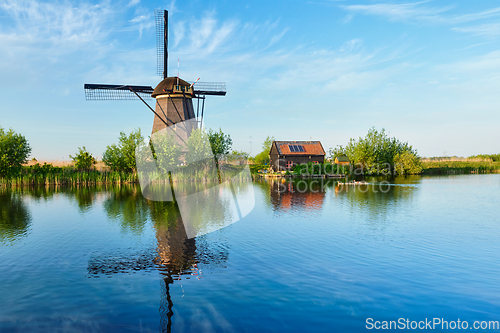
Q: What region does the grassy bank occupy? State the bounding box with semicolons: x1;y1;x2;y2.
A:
0;170;138;186
0;164;137;186
421;160;500;175
1;162;252;187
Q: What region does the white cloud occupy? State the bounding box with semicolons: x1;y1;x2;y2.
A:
0;0;113;44
451;7;500;24
268;28;289;48
172;21;185;48
340;14;353;24
453;23;500;38
128;0;140;7
342;2;500;25
436;50;500;73
126;13;154;36
341;1;452;22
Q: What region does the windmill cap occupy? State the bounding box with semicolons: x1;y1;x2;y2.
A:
152;77;191;97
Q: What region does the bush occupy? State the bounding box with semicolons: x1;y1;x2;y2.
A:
394;150;423;175
0;127;32;178
103;129;144;172
330;127;422;175
254;150;270;165
70;147;96;170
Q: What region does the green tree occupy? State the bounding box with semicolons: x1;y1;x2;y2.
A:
328;145;347;161
262;136;274;152
227;150;250;162
185;128;213;164
394;150;423;175
207;128;233;163
254;136;275;165
70;146;96;170
103;129;144;172
335;127;421;175
0;127;32;178
254;151;269;165
150;131;182;173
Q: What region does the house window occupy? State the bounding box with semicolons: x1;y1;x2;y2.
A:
286;161;293;169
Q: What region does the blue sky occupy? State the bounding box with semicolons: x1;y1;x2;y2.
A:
1;0;499;160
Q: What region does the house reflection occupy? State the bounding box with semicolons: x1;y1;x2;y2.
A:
269;179;327;212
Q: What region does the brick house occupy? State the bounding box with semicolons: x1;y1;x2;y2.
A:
269;141;326;171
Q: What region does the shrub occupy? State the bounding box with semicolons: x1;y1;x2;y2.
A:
330;127;422;175
103;129;144;172
0;127;32;178
70;147;96;171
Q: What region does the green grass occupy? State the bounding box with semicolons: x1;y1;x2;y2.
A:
0;165;137;186
1;162;255;187
421;161;500;175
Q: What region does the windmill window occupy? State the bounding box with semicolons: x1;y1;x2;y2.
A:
288;144;305;152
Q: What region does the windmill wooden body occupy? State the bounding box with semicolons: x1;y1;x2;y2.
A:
84;10;226;134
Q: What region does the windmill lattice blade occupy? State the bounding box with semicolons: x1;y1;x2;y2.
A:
155;10;167;78
84;84;154;100
192;82;227;96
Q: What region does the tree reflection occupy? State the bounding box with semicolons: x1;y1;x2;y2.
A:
0;189;31;244
67;186;97;213
334;176;421;220
103;185;150;234
260;176;421;220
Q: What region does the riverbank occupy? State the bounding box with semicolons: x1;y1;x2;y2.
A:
421;161;500;175
0;170;137;186
3;160;499;187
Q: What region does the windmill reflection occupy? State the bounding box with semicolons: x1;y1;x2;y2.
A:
87;185;228;333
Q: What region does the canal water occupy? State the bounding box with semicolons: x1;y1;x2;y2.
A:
1;174;499;332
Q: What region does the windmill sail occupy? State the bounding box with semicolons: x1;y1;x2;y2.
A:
84;84;154;100
193;82;227;96
83;8;226;129
155;10;168;79
84;82;226;100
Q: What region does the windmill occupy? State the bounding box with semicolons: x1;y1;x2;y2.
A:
84;10;226;134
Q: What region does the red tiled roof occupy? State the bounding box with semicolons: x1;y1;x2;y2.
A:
274;141;325;156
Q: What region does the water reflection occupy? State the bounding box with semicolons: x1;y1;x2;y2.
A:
268;179;326;212
85;184;229;332
258;176;421;219
334;176;421;220
0;189;32;244
103;186;150;234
